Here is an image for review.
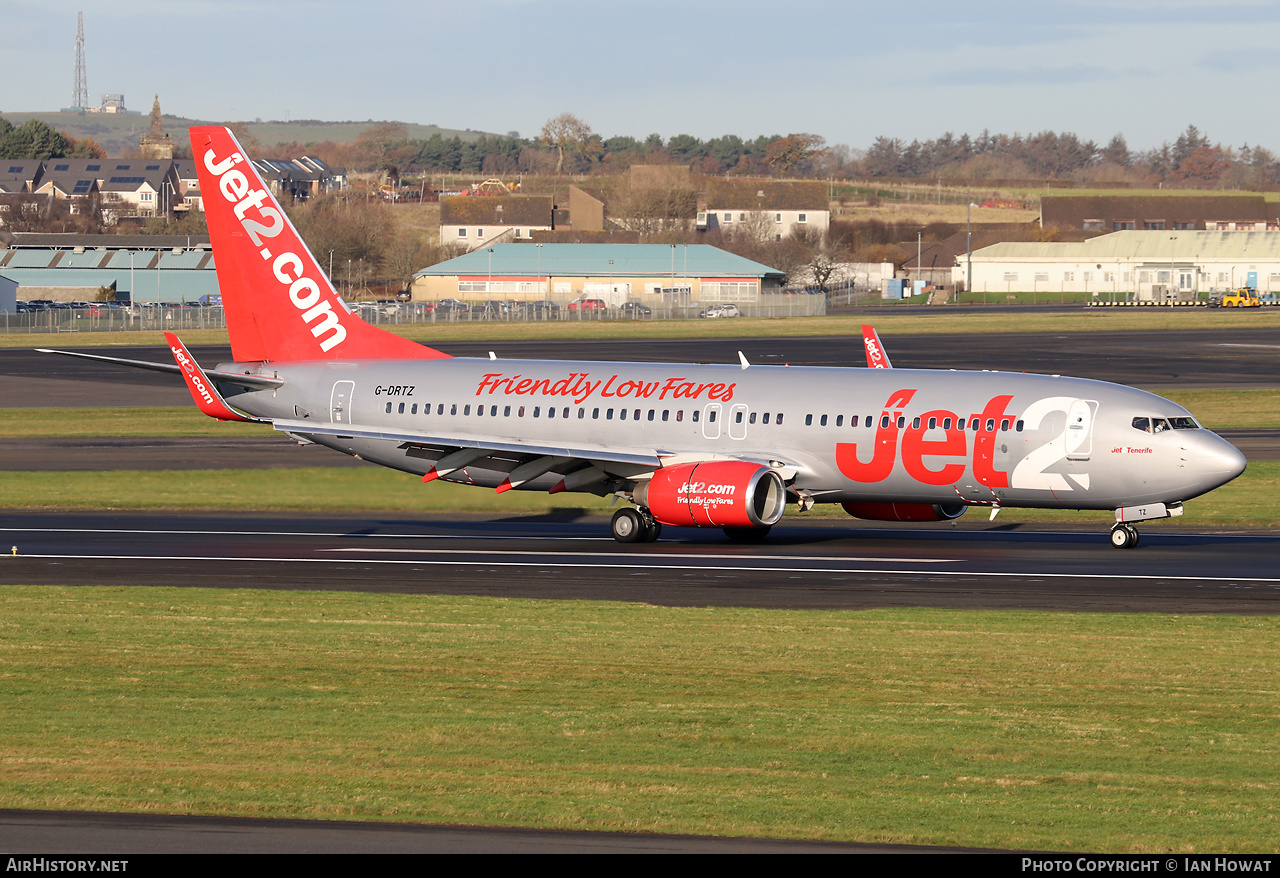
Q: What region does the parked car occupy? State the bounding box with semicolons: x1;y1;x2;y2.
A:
568;297;608;312
527;300;561;318
700;303;740;318
620;301;652;317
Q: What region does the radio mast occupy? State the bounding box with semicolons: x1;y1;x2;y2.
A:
72;11;88;110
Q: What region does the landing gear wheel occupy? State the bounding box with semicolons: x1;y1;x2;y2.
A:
611;508;645;543
642;518;662;543
723;526;771;544
1110;524;1139;549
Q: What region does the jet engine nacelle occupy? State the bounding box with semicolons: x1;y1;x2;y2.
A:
841;501;967;522
635;461;786;529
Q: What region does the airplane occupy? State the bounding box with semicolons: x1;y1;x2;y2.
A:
41;127;1247;550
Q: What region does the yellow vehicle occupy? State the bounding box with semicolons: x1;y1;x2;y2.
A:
1213;287;1263;308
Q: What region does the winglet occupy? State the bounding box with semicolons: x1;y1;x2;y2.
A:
862;325;892;369
165;332;264;423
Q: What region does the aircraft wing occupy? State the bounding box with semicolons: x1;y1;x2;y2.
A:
37;348;284;391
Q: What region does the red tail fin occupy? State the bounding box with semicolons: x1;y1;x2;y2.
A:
190;126;448;363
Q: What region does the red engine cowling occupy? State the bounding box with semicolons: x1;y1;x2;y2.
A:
635;461;786;529
841;501;967;522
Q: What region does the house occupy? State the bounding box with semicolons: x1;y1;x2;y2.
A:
701;180;829;240
439;195;556;250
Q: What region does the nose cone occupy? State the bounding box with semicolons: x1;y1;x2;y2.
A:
1194;433;1247;488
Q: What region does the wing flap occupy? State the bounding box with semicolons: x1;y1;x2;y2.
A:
268;418;663;469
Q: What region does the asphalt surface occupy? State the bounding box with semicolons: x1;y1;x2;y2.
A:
5;512;1280;614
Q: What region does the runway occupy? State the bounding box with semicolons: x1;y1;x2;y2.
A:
5;512;1279;614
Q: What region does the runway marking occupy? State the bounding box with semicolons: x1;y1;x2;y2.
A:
0;526;613;542
10;553;1280;585
317;548;960;563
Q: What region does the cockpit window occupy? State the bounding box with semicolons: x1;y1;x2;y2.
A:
1152;418;1171;433
1170;417;1200;430
1131;417;1150;432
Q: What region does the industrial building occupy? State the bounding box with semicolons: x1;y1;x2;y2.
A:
955;230;1280;300
412;243;786;307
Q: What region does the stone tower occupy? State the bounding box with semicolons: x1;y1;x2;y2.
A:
139;94;173;160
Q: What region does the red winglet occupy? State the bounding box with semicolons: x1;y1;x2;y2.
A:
862;325;892;369
422;469;440;483
495;479;514;494
165;332;260;422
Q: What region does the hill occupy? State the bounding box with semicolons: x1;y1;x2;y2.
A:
0;111;490;156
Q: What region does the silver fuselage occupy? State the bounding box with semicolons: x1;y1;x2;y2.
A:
221;357;1246;511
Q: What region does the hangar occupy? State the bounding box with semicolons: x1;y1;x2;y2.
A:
956;230;1280;301
412;243;789;310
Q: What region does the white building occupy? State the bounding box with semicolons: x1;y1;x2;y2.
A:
956;230;1280;300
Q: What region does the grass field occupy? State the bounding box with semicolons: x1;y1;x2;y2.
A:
1;587;1276;851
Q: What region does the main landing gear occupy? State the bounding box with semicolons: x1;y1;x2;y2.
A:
1110;524;1140;550
611;507;662;543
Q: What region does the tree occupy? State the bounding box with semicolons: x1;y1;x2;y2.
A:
539;113;602;174
763;133;826;175
0;119;68;159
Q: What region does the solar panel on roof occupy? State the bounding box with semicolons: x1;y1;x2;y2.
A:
108;176;145;185
146;165;160;170
87;164;100;171
54;164;69;171
7;166;22;173
72;180;92;193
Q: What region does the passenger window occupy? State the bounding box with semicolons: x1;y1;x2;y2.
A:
578;408;585;419
805;414;813;426
504;406;511;417
450;404;457;416
563;408;570;419
881;416;890;429
985;419;994;431
676;410;683;422
821;414;828;426
437;404;444;415
693;410;700;423
533;406;540;417
763;413;770;424
593;408;599;419
649;410;655;421
607;408;614;420
490;405;497;416
928;417;936;429
897;416;905;429
776;413;784;425
385;402;392;414
1016;420;1024;432
477;405;483;416
912;417;920;429
464;405;471;415
735;411;744;424
411;404;417;414
750;412;757;424
709;410;717;422
943;418;952;430
662;410;669;421
1001;419;1010;431
519;406;525;417
634;409;641;420
548;406;556;418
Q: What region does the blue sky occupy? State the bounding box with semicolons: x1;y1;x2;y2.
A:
5;0;1280;151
